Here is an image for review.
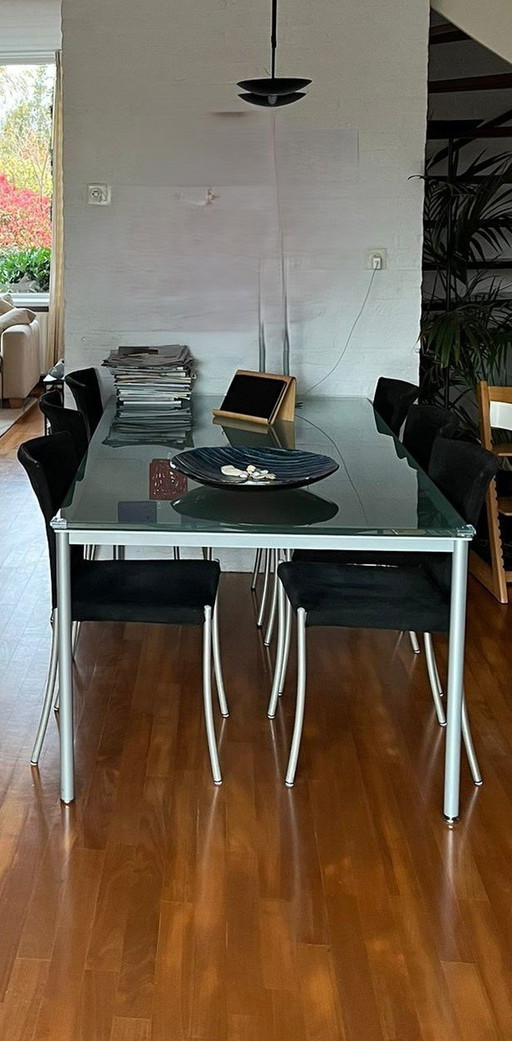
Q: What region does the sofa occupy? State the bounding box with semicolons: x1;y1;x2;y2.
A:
0;293;41;406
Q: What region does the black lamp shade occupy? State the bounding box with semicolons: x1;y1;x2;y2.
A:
238;91;307;107
237;77;311;96
236;0;311;108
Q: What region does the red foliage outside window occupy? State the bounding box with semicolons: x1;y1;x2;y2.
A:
0;174;51;250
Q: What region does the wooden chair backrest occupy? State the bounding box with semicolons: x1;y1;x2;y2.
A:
477;381;512;451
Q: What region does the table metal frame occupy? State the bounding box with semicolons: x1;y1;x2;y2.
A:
53;521;470;822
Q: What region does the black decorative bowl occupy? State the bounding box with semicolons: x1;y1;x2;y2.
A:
171;446;338;491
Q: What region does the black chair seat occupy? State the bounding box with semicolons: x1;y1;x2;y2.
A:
72;559;220;625
292;548;447;569
278;560;450;633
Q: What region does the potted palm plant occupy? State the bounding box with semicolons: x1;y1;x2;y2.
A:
420;151;512;426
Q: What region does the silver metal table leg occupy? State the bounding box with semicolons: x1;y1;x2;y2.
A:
443;538;469;823
56;531;74;803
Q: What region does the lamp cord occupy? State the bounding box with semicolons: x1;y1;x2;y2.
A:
301;267;378;397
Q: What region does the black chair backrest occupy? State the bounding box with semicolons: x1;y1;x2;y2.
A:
17;432;80;607
64;368;103;441
429;437;500;528
39;390;89;463
373;377;419;435
402;404;462;473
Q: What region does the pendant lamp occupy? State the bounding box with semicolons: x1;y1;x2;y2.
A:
237;0;311;107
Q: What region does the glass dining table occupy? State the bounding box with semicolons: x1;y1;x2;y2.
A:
52;395;474;820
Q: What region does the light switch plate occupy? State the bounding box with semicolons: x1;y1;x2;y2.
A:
87;184;111;205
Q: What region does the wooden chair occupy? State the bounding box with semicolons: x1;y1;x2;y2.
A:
470;381;512;603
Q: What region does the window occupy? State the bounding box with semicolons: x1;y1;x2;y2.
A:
0;63;55;294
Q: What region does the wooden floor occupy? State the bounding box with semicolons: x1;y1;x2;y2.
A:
1;409;512;1041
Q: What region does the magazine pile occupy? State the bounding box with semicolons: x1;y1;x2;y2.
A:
102;345;195;446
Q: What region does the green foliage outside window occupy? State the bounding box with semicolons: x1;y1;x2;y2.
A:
0;246;51;291
0;65;53;290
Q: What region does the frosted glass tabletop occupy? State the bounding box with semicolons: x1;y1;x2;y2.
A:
56;396;473;540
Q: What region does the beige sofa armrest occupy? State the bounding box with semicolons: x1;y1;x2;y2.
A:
1;319;41;404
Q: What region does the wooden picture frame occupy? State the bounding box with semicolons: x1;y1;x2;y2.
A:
212;370;296;426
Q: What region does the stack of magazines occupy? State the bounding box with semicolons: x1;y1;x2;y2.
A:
102;345;195;445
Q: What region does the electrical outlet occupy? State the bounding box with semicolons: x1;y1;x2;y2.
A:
365;249;387;270
87;184;111;205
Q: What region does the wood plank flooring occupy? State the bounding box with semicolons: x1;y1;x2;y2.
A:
1;408;512;1039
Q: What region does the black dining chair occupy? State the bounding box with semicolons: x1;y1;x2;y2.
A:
286;403;466;699
39;389;89;463
402;403;462;472
269;437;500;787
373;376;419;435
18;432;228;783
64;367;104;441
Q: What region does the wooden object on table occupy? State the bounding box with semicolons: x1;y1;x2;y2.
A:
470;380;512;602
212;414;296;450
212;370;296;427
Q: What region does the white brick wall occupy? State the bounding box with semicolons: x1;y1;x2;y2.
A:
62;0;429;399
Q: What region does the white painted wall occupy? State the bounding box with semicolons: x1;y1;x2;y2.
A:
0;1;60;60
62;0;429;400
432;0;512;65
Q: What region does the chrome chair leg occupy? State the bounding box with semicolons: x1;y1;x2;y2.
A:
72;620;81;658
251;548;262;590
173;547;181;560
409;631;420;654
279;596;292;694
212;600;229;718
113;546;125;560
462;691;482;786
432;646;443;697
264;556;279;646
202;547;213;561
256;549;272;627
285;607;307;787
31;612;59;765
203;605;222;784
424;633;446;726
427;635;482;786
268;578;286;719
